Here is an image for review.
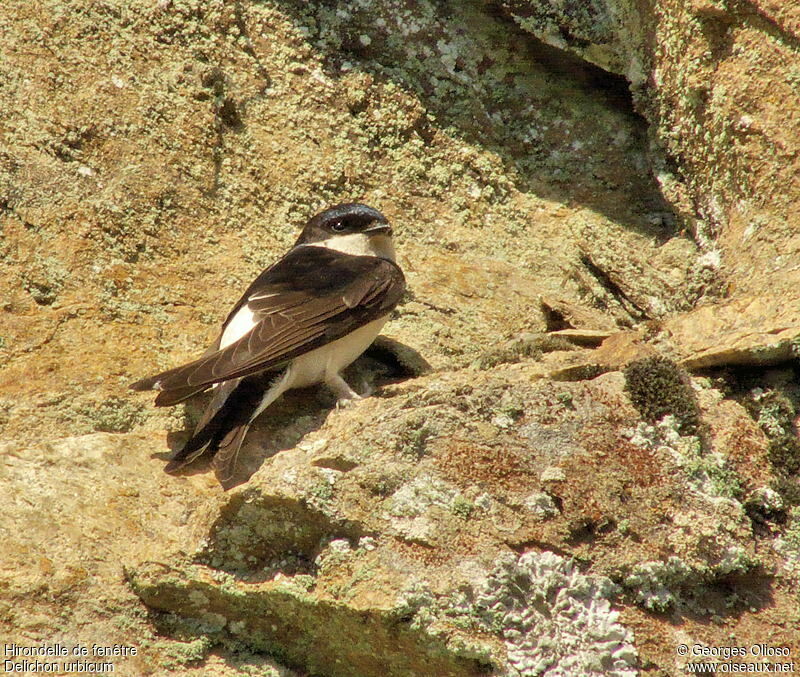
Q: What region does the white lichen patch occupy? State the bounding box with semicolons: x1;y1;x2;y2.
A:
474;551;637;676
383;475;465;545
385;475;459;518
624;417;741;499
623;557;694;612
522;491;559;521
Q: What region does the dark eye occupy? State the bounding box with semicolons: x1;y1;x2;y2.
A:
331;220;346;232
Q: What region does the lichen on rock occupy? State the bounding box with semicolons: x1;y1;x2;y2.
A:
3;0;800;672
474;551;637;676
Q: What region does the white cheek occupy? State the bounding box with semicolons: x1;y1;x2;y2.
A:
220;305;257;349
310;233;396;261
317;232;372;256
370;234;396;261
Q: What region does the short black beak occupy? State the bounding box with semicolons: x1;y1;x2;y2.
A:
365;222;393;236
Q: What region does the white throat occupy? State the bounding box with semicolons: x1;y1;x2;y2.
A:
307;232;396;261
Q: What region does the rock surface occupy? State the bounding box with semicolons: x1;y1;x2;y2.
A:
497;0;800;298
2;0;799;675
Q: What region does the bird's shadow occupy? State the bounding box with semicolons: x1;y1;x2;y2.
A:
153;337;431;489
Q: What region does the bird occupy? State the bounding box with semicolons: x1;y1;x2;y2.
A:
130;203;405;488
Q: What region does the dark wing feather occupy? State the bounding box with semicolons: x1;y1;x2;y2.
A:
130;248;404;401
154;385;208;407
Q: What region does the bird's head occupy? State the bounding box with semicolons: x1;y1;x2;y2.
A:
295;203;395;260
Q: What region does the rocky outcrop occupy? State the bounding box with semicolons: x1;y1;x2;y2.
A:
2;0;799;675
496;0;800;299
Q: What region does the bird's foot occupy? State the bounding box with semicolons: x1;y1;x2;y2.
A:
327;373;365;407
335;394;362;409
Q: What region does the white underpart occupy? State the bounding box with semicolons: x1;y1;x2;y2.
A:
248;314;389;422
307;232;396;261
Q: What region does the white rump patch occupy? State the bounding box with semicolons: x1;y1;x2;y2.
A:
220;304;258;349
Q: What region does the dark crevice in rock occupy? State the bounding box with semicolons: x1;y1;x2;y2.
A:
566;515;616;545
232;0;273;92
361;336;433;381
505;539;572;558
579;252;651;322
502;20;640;119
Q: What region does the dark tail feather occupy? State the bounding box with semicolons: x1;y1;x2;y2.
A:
129;335;225;397
130;363;213;406
164;375;271;487
164;378;243;473
130;373;209;407
164;430;215;473
154;384;209;407
129;375;161;392
213;423;252;490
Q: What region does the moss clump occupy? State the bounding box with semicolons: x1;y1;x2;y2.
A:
623;356;700;434
451;496;474;519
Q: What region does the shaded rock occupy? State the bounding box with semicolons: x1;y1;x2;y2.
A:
503;0;800;303
1;0;799;673
490;0;645;81
540;296;616;330
364;334;433;378
129;560;497;677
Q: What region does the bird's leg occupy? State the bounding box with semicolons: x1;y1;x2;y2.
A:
325;372;362;408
